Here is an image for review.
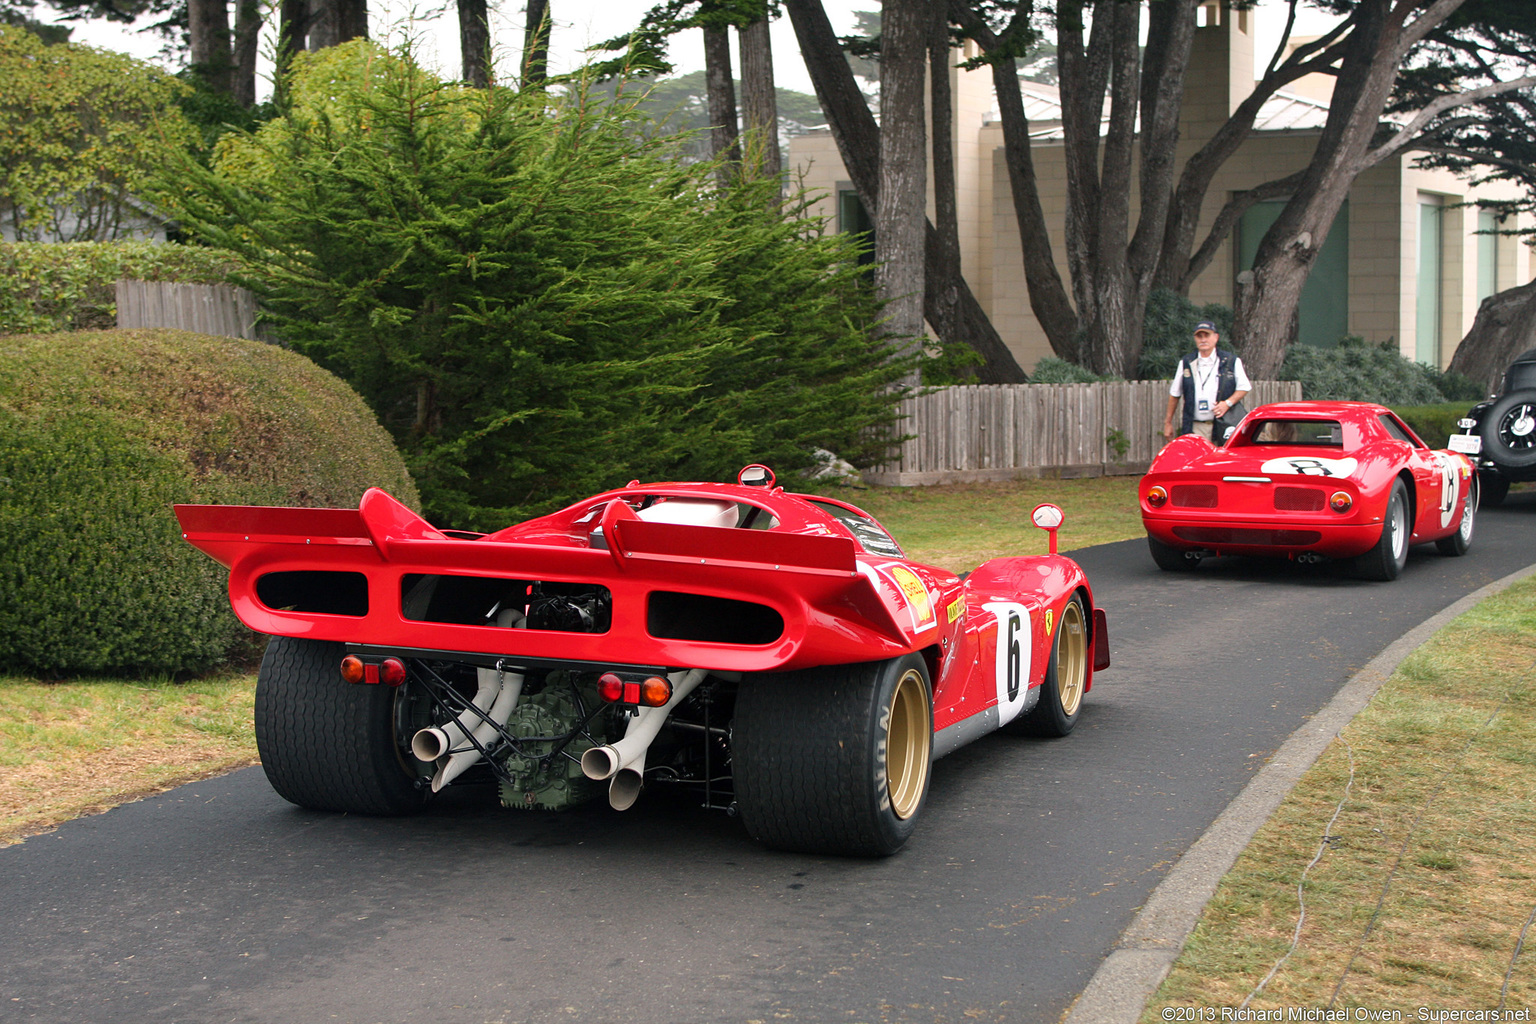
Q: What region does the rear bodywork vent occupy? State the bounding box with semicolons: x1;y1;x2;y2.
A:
1274;486;1326;512
1171;484;1218;508
1173;527;1322;546
647;592;784;645
256;571;369;617
401;575;612;634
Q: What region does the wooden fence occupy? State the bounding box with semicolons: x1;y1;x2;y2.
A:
864;379;1304;485
116;279;273;342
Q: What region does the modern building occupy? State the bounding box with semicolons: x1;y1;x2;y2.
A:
787;1;1532;373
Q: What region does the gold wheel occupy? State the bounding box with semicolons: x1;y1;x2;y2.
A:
1055;599;1088;718
886;667;932;821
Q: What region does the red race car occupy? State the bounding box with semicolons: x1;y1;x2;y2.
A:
1140;401;1477;580
176;466;1109;856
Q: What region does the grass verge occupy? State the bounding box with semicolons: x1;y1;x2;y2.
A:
0;673;258;845
1144;575;1536;1015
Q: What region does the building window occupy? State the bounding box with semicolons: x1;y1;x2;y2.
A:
1236;200;1349;348
838;187;876;269
1417;197;1442;365
1477;208;1499;305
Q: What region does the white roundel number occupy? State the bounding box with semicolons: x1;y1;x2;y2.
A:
1260;456;1359;478
1432;453;1457;528
983;602;1032;726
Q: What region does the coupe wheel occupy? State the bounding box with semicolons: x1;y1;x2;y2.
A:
1011;595;1088;737
1481;391;1536;469
1435;476;1477;556
1147;535;1200;571
255;636;429;815
733;654;933;856
1354;479;1410;581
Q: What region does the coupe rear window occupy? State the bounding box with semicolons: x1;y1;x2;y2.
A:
1241;419;1343;446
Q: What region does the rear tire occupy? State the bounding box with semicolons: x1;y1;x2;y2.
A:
255;636;428;815
733;654;932;857
1148;535;1199;571
1481;391;1536;469
1353;480;1410;582
1013;595;1088;737
1435;476;1477;556
1479;473;1509;507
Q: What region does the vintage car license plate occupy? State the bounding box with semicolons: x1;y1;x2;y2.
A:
1448;433;1482;454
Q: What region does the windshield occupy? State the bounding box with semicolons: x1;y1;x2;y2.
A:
806;500;903;557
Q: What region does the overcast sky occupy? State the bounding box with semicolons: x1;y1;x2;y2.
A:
46;1;1337;103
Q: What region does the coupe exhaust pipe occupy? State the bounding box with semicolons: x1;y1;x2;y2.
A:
580;669;707;801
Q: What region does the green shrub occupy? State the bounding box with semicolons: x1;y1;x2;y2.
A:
1282;337;1448;405
1392;403;1473;449
162;41;910;530
0;328;417;677
1029;355;1122;383
0;241;240;336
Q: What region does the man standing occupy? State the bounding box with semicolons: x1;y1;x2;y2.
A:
1163;320;1251;443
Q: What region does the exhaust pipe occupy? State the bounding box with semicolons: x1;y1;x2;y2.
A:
609;753;645;812
411;664;501;762
580;669;707;795
430;667;524;792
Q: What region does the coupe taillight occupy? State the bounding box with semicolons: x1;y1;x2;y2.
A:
1330;491;1353;513
340;654;366;684
340;654;407;685
1147;486;1168;508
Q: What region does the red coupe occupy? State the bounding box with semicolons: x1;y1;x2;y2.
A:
176;466;1109;856
1140;402;1477;580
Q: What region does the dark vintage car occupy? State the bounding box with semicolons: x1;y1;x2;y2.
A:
1449;348;1536;506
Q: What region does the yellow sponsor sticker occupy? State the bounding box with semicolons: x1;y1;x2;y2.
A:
888;565;935;628
946;594;966;623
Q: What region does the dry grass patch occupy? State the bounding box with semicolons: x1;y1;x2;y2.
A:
0;673;258;845
1145;578;1536;1015
820;476;1144;572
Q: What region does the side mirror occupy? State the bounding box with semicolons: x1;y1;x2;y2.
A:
1031;503;1064;554
738;464;775;488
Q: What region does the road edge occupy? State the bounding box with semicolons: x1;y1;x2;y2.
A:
1063;561;1536;1024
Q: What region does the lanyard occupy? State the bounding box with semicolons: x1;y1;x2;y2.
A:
1195;355;1219;391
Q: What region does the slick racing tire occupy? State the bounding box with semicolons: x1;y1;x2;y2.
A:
1147;534;1200;571
255;636;429;816
733;654;933;857
1481;391;1536;470
1436;476;1478;557
1011;595;1088;738
1353;479;1411;582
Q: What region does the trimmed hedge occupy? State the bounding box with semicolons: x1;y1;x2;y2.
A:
0;329;418;677
0;241;240;336
1391;403;1473;450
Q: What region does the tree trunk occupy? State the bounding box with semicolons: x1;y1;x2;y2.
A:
232;0;262;108
703;24;740;189
308;0;338;49
785;0;1025;382
876;0;927;369
523;0;550;86
459;0;490;87
188;0;234;95
335;0;367;42
277;0;313;89
926;1;970;379
1448;279;1536;396
738;7;780;183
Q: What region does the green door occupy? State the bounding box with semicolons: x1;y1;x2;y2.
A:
1238;200;1350;349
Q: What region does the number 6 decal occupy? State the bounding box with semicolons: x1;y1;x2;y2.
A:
983;602;1032;726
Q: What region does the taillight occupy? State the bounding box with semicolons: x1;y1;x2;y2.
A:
639;676;673;707
1147;486;1168;508
597;672;674;707
340;654;366;684
598;672;625;702
380;657;407;687
1330;491;1352;513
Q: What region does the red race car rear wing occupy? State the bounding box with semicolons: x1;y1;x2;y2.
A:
175;489;917;673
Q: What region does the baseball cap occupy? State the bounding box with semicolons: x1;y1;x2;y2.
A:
1194;320;1218;333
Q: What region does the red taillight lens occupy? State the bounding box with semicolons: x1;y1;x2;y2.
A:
380;657;407;687
639;676;673;707
598;672;624;702
1147;486;1168;508
340;655;366;684
1330;491;1352;513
